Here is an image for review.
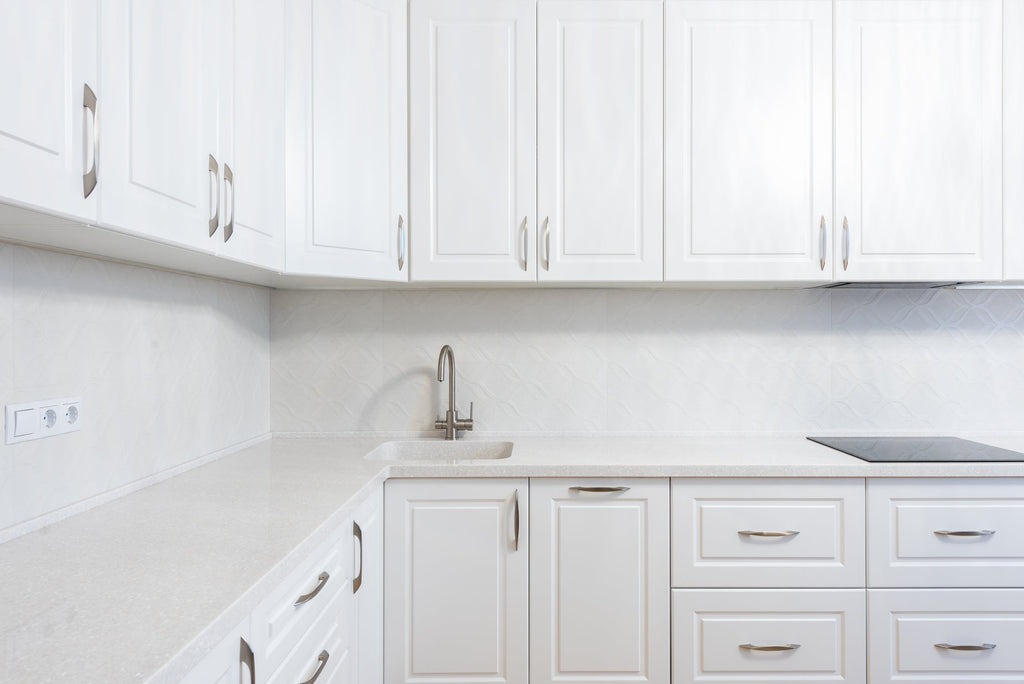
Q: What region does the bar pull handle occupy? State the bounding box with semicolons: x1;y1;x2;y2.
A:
569;486;631;494
934;529;995;537
542;216;550;271
223;164;234;242
512;488;520;551
208;155;220;236
935;643;996;651
293;571;330;606
83;84;98;198
818;216;826;270
239;637;255;684
519;217;528;271
300;650;329;684
842;216;849;271
353;521;363;594
739;643;801;652
397;215;406;271
738;530;800;538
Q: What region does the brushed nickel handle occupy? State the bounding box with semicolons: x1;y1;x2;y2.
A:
300;650;329;684
83;84;98;198
512;488;520;551
934;529;995;537
353;521;363;594
740;643;801;652
935;643;996;651
293;571;329;606
223;164;234;242
818;216;826;270
239;637;255;684
397;215;406;271
739;530;800;538
569;486;631;494
542;216;550;271
208;155;220;236
841;216;849;271
520;217;528;271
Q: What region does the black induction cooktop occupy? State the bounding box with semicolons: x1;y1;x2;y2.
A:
807;436;1024;462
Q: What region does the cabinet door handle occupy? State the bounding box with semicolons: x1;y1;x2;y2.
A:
83;84;98;198
293;571;330;606
738;530;800;538
511;488;520;551
299;650;329;684
935;643;996;651
818;216;826;271
353;521;363;594
397;215;406;271
934;529;995;537
542;216;550;271
739;643;801;652
239;637;255;684
223;164;234;242
841;216;849;271
569;486;631;494
208;155;220;236
519;217;528;271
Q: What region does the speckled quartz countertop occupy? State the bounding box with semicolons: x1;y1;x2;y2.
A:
4;433;1024;684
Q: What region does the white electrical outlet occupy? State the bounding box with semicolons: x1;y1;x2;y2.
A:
5;397;83;445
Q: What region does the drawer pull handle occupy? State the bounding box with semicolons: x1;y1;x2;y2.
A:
239;637;255;684
738;530;800;538
935;643;996;651
293;571;329;606
569;486;631;494
300;650;329;684
934;529;995;537
739;643;801;652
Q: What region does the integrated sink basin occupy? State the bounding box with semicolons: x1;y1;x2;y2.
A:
364;440;514;462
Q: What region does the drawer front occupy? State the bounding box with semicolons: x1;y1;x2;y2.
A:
253;521;354;680
672;589;866;684
869;589;1024;682
267;579;355;684
672;479;865;587
868;479;1024;587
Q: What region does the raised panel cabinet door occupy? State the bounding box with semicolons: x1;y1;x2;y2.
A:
0;0;98;223
217;0;286;271
409;0;537;282
665;0;833;283
98;0;218;252
537;0;662;282
284;0;408;280
835;0;1002;282
385;479;529;684
530;479;670;684
177;618;253;684
354;487;384;684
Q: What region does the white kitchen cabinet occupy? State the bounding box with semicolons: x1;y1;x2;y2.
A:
0;0;98;224
835;0;1003;282
530;479;670;684
1003;0;1024;281
409;0;537;282
664;0;833;283
285;0;408;280
384;478;528;684
98;0;219;253
354;487;384;684
536;0;663;282
179;618;254;684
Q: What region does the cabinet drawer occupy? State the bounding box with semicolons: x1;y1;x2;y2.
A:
267;579;355;684
672;589;865;684
868;589;1024;683
671;479;865;587
867;479;1024;587
252;521;354;679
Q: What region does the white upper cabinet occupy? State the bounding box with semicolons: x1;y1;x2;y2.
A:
285;0;408;280
0;0;98;223
835;0;1002;282
537;0;663;282
1005;0;1024;280
98;0;218;252
410;0;537;282
665;0;833;283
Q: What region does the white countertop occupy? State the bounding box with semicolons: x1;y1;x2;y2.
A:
4;433;1024;683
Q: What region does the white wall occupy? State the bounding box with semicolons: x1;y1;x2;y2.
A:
0;244;270;538
270;288;1024;435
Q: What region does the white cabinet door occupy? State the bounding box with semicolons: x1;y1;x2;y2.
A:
99;0;218;252
1003;0;1024;280
354;487;384;684
178;618;253;684
285;0;408;280
409;0;536;282
218;0;286;271
537;0;662;282
665;0;833;283
0;0;98;223
385;478;528;684
835;0;1002;282
530;479;670;684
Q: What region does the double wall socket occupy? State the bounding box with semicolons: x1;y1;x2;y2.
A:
5;397;83;445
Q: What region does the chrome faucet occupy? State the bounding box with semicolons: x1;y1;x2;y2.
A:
434;344;473;440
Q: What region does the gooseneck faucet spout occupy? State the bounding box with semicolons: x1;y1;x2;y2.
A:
434;345;473;440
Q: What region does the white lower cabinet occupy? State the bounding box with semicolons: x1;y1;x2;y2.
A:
178;618;254;684
354;486;384;684
530;479;670;684
384;478;529;684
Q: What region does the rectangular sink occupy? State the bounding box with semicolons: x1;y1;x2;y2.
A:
365;440;513;461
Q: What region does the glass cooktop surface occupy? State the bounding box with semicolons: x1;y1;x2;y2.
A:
806;436;1024;462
